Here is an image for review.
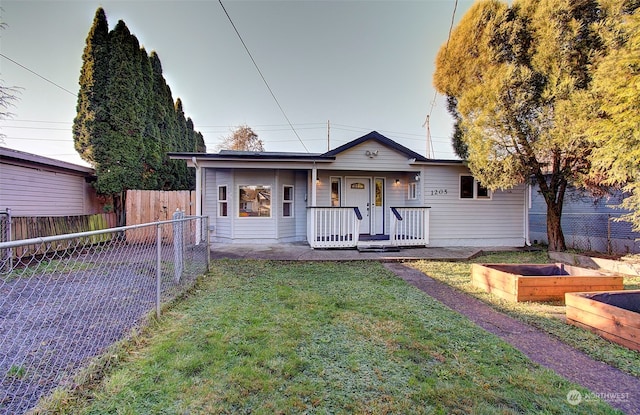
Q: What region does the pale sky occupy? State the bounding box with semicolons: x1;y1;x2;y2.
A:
0;0;474;166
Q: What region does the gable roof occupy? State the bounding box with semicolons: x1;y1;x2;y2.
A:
322;131;430;162
168;131;462;165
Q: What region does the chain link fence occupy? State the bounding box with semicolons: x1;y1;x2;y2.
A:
0;213;209;414
530;212;640;255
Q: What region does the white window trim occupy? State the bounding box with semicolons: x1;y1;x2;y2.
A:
408;182;418;200
217;185;228;217
283;184;294;218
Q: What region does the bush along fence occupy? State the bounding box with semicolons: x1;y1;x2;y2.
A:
0;212;209;415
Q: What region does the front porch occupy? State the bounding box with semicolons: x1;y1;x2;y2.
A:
307;206;430;249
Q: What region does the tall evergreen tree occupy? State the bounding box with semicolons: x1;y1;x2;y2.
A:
73;7;109;164
149;51;178;190
172;98;190;190
74;8;206;221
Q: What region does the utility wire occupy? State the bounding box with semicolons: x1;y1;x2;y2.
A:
218;0;309;153
423;0;458;158
0;53;77;97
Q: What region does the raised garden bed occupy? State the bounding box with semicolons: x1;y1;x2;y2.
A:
471;263;623;302
565;290;640;352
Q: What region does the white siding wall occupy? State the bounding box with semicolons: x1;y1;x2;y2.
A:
423;165;526;247
0;163;94;216
314;171;417;235
328;141;415;171
294;171;308;240
205;168;309;244
275;170;296;241
202;158;526;247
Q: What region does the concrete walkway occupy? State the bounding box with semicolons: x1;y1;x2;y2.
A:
210;242;486;261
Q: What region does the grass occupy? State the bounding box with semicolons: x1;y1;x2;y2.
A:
410;250;640;378
44;259;621;414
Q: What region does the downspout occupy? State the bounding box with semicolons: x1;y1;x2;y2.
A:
192;156;202;244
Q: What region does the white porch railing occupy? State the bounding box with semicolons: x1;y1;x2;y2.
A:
307;207;362;248
390;207;430;246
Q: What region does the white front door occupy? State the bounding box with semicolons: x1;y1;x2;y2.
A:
345;177;371;234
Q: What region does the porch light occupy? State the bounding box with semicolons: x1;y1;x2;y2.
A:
395;179;400;184
415;173;421;181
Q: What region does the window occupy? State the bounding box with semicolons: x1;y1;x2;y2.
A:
375;178;384;206
460;175;491;199
238;185;271;217
218;185;228;217
476;181;490;199
408;182;418;200
331;177;342;206
283;185;294;217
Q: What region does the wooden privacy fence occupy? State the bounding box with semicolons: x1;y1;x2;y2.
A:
126;190;195;225
125;190;196;244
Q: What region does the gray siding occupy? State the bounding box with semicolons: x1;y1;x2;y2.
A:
327;141;419;172
423;165;526;247
0;162;96;216
205;168;309;244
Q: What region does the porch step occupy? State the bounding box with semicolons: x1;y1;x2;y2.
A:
357;245;401;253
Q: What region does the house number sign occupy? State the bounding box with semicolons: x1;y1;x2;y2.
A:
350;183;365;189
430;189;448;196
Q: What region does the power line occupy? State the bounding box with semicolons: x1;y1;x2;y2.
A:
217;0;309;153
0;53;77;97
423;0;458;158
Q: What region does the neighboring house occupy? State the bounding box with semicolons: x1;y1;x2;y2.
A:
169;131;529;248
529;184;640;255
0;147;102;216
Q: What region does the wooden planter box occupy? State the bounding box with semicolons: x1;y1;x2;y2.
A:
566;291;640;352
471;263;623;302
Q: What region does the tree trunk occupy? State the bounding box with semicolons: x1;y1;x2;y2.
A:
546;201;567;252
113;191;126;227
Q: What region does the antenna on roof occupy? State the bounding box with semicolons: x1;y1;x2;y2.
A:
422;114;433;159
327;120;330;151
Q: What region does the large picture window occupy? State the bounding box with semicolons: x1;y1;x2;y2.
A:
460;175;491;200
239;185;271;217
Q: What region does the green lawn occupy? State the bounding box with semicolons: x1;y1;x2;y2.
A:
45;258;622;414
410;250;640;379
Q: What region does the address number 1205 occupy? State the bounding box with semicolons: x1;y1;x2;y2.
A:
430;189;448;196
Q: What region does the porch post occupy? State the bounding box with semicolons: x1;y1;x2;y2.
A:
311;163;317;205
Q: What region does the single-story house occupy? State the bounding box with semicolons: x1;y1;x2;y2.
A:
0;147;103;216
169;131;529;249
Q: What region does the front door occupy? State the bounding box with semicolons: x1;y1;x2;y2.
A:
345;177;371;234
